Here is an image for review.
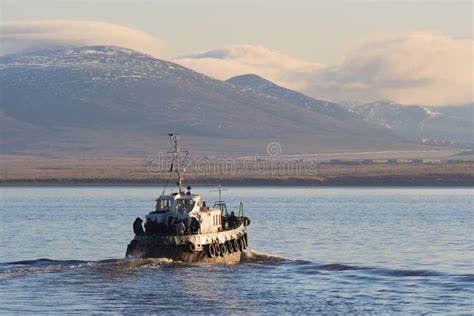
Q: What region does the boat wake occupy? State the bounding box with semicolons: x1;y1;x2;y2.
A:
0;258;89;281
0;257;178;281
240;250;289;264
238;251;472;283
1;253;472;285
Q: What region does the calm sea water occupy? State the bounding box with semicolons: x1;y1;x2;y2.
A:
0;187;472;314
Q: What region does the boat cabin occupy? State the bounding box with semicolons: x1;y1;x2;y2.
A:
154;193;202;214
145;192;224;234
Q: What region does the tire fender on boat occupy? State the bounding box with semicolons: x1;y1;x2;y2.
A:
207;243;216;258
238;236;244;251
226;241;233;253
241;237;247;250
220;243;227;256
188;242;196;253
214;241;221;257
233;238;239;252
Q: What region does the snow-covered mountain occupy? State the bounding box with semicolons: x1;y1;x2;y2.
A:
226;74;370;128
351;101;473;144
0;46;406;156
437;103;474;119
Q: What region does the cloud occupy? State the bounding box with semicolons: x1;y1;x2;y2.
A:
0;20;168;58
308;33;473;106
174;34;473;106
175;44;325;91
1;22;471;106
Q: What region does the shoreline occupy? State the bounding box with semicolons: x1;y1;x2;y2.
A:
1;174;472;187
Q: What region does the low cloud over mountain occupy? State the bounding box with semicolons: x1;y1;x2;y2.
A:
1;20;472;106
176;33;473;107
176;44;324;92
307;33;473;106
0;20;168;58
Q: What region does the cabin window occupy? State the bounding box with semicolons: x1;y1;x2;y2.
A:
213;215;220;227
156;199;171;211
177;199;195;212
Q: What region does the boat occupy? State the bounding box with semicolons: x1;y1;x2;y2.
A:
126;134;251;263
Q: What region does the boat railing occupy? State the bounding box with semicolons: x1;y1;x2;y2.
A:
239;201;244;217
213;201;228;214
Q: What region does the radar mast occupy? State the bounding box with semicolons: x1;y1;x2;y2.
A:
168;133;186;194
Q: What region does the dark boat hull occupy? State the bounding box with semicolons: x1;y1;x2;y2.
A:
126;222;248;264
126;242;243;263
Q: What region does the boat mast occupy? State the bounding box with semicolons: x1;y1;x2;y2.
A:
217;185;223;203
168;133;184;194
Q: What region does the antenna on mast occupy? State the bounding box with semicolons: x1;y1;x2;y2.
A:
167;133;186;194
215;185;226;203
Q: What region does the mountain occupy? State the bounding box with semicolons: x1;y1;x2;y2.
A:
226;74;385;134
351;101;473;144
0;46;410;157
227;74;354;120
437;103;474;119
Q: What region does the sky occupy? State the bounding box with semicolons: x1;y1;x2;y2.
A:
1;0;473;106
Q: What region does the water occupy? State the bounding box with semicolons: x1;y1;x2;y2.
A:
0;187;472;314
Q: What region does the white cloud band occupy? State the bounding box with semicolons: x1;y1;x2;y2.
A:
175;44;325;91
175;34;473;106
0;20;168;58
1;20;471;106
307;33;473;106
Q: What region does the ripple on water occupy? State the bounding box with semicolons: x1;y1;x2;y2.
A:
1;251;471;283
